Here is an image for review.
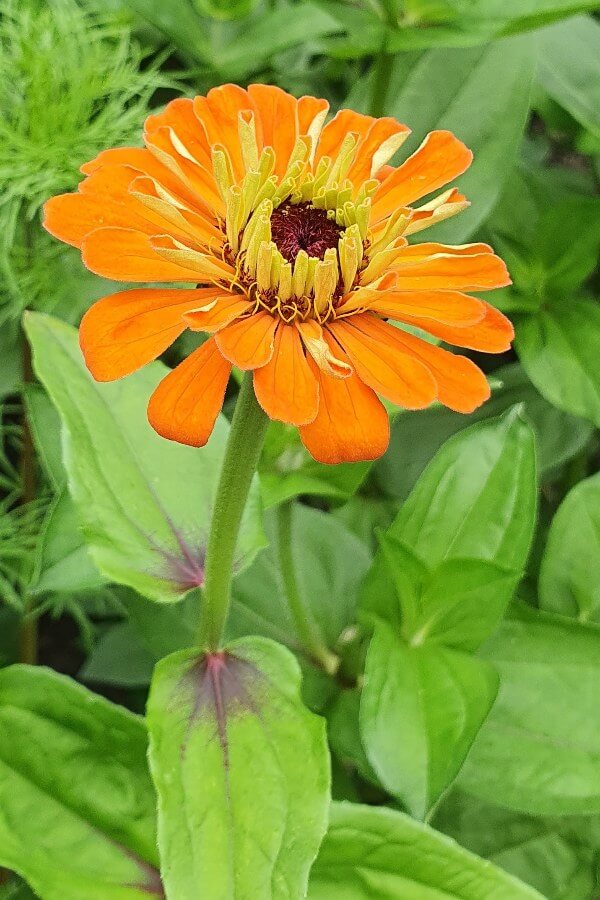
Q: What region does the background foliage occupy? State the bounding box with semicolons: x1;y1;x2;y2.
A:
1;0;600;897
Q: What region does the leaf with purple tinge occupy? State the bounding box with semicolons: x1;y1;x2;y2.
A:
147;636;330;900
24;312;266;603
0;665;162;900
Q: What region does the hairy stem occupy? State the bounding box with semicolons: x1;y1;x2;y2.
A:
277;501;339;676
197;372;269;651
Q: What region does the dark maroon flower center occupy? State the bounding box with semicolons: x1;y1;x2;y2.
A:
270;200;343;264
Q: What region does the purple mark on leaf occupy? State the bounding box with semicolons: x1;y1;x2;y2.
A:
153;522;207;592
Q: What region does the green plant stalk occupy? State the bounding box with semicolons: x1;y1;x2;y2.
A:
197;372;269;651
370;0;397;118
277;501;339;676
19;219;37;666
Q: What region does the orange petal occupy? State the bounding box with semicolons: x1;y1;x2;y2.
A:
328;318;437;409
127;174;222;247
315;109;375;162
363;289;486;325
371;131;472;222
43;191;141;249
215;311;278;369
147;338;231;447
145;126;224;216
80;147;212;216
79;288;220;381
347;117;411;184
253;324;319;425
390;250;511;292
144;98;212;170
81;227;208;282
297;96;329;150
296;319;353;377
184;294;253;333
356;315;490;413
394;241;494;261
194;84;254;181
248;84;299;178
299;340;390;464
401;302;514;353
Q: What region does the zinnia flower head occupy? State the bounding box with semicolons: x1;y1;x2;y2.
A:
44;84;512;464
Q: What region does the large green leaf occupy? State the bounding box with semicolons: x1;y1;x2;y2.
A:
229;505;371;657
459;604;600;815
147;637;330;899
375;363;593;500
0;665;160;900
360;622;498;819
362;409;537;643
435;791;597;899
24;312;265;602
308;802;543;898
539;472;600;623
538;14;600;138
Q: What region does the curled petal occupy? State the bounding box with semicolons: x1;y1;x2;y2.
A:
371;130;472;222
401;302;514;353
184;294;253;333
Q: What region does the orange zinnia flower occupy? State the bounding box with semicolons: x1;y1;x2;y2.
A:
44;84;512;464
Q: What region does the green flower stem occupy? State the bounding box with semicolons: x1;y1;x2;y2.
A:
370;3;397;118
370;46;393;117
197;372;269;651
277;500;340;676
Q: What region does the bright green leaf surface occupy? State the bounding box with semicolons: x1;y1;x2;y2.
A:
516;300;600;428
459;604;600;814
362;410;537;647
0;665;160;900
385;409;536;570
25;312;265;601
147;637;330;899
360;622;498;818
539;472;600;623
308;801;543;898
